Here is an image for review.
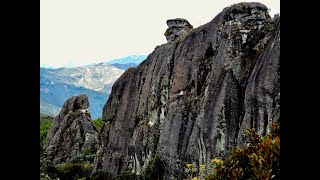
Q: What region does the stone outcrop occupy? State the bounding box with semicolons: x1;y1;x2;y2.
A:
42;94;98;165
93;2;279;179
164;18;193;43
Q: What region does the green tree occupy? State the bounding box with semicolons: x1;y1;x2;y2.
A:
40;118;53;154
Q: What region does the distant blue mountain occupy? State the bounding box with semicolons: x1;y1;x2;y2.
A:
105;55;147;65
40;55;147;119
40;65;121;119
40;78;107;119
110;63;139;70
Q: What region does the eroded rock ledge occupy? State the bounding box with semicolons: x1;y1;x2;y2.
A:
164;18;193;43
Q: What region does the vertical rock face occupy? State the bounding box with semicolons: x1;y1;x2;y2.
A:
238;22;280;145
164;18;193;43
93;2;279;179
42;94;98;165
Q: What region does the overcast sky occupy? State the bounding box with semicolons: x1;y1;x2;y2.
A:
40;0;280;68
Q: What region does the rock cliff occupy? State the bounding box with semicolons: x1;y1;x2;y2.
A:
42;94;99;165
93;2;280;179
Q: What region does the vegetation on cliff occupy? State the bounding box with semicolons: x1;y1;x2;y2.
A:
92;117;104;131
40;116;104;180
40;116;53;155
182;117;280;180
40;116;280;180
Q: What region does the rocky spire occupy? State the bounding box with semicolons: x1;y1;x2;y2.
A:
41;94;98;165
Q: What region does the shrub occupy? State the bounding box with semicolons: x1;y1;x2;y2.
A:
184;163;198;179
70;155;86;164
143;153;164;180
42;163;92;180
93;117;104;131
69;111;82;119
205;118;280;180
83;146;93;156
41;163;59;179
40;172;53;180
116;172;141;180
56;163;92;180
91;171;113;180
40;118;53;154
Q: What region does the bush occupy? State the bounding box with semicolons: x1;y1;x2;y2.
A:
93;117;104;131
40;172;53;180
82;147;93;156
56;163;92;180
40;118;53;154
116;172;141;180
70;155;86;164
91;171;113;180
205;118;280;180
143;153;164;180
42;163;92;180
69;111;82;119
41;163;60;179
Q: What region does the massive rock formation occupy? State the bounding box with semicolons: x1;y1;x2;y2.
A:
164;18;193;43
93;2;280;179
42;94;98;165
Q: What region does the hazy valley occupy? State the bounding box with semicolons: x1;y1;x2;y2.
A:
40;55;147;119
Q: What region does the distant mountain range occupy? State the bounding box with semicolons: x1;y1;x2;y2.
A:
105;55;147;64
40;55;147;119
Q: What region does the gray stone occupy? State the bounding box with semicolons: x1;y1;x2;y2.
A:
92;2;279;179
166;18;192;28
41;94;99;165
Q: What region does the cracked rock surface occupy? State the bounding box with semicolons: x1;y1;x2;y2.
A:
93;2;280;179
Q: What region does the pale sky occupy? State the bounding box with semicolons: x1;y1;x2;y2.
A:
40;0;280;68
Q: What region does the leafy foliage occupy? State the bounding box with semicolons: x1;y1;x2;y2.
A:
40;172;53;180
57;163;92;179
69;111;82;119
143;153;164;180
91;171;113;180
205;119;280;180
93;117;104;131
116;172;141;180
42;163;92;180
40;118;53;154
82;147;92;156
